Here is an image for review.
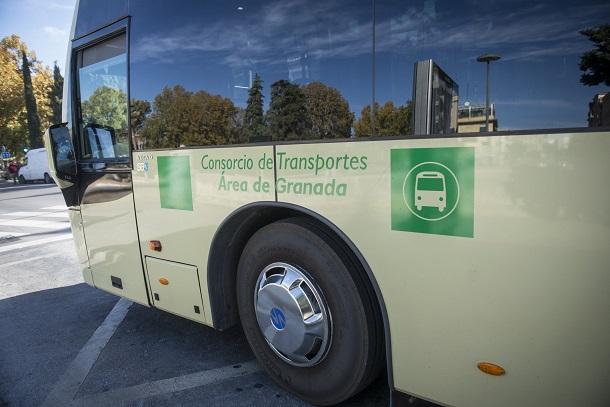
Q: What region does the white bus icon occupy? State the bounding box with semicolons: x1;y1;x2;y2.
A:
415;171;446;212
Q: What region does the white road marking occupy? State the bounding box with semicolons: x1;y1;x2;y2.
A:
0;253;61;268
0;232;27;238
0;219;68;229
0;211;69;219
1;211;49;217
0;184;54;190
43;212;69;218
0;234;72;253
42;298;133;407
42;205;68;210
69;361;260;407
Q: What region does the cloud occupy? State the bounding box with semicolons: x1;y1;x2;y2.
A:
43;26;67;37
132;0;610;68
376;3;610;61
132;0;371;66
45;1;74;11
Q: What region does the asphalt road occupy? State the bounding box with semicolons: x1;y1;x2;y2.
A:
0;180;432;407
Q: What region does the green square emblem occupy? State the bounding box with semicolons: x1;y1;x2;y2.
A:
391;147;474;238
158;156;193;211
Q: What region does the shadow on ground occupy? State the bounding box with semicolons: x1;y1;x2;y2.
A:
0;283;438;406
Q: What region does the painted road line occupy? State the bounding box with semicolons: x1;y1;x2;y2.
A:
70;361;261;407
42;205;68;210
0;232;27;238
0;184;55;190
0;253;61;268
0;211;69;219
0;219;69;229
42;298;133;407
0;234;72;254
42;212;69;218
0;211;50;217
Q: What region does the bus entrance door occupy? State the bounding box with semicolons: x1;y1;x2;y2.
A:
78;165;149;306
73;32;150;306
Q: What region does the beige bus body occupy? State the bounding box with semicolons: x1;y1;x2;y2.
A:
53;130;610;407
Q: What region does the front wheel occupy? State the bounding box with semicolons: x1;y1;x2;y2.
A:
44;173;53;184
236;218;383;406
18;175;26;184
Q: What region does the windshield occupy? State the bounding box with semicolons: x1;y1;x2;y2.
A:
417;177;444;191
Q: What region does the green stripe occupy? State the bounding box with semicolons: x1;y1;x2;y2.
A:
158;156;193;211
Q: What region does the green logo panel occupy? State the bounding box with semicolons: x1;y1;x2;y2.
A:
158;156;193;211
391;147;474;238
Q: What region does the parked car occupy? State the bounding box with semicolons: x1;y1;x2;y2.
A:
18;148;53;184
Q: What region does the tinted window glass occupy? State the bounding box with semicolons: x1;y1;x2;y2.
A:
130;0;373;149
75;0;128;39
77;33;129;160
376;0;610;136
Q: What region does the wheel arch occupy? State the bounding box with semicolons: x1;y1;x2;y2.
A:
206;201;394;388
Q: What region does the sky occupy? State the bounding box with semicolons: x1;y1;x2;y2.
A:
0;0;76;72
128;0;610;130
1;0;607;131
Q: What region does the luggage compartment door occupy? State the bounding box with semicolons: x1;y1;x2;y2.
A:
146;257;205;323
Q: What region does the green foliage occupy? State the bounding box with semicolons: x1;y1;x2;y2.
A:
0;38;24;137
0;35;56;158
354;103;375;137
81;86;128;131
140;85;238;148
244;73;265;140
130;99;151;149
302;82;353;139
579;25;610;87
354;101;412;137
130;99;151;134
21;49;43;148
50;62;63;124
267;80;310;141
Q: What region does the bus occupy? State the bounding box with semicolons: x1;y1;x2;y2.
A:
44;1;610;406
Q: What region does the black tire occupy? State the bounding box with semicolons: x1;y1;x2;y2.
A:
18;175;26;184
236;217;384;406
44;173;53;184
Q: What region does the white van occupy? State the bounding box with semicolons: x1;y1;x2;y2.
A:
18;148;53;184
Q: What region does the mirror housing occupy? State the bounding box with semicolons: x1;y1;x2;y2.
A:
44;124;77;186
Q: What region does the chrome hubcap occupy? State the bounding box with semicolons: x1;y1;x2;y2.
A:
254;262;331;367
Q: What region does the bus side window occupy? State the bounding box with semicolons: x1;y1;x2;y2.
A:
76;33;129;161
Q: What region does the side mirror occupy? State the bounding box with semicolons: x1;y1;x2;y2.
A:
44;124;77;185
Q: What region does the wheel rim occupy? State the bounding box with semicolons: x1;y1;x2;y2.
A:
254;262;332;367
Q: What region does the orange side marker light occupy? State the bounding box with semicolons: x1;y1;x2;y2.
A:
477;362;506;376
159;278;169;286
148;240;162;252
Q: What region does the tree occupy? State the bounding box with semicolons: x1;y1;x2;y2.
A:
0;37;26;156
0;35;56;157
244;73;265;140
129;99;151;149
141;85;237;148
354;103;376;137
81;86;128;131
50;62;63;124
579;24;610;86
267;80;310;141
1;36;52;152
32;59;53;133
22;49;43;148
302;82;353;139
354;101;413;137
